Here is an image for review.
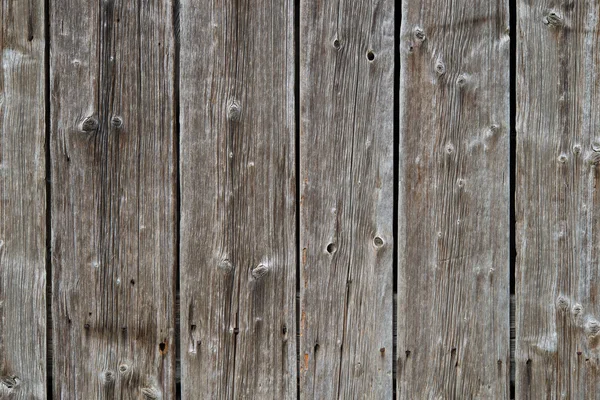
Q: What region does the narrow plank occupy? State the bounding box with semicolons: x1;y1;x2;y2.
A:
398;1;510;398
0;0;46;397
299;1;394;397
179;1;296;398
516;2;600;397
50;0;176;397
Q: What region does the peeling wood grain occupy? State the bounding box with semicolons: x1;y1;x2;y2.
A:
299;0;394;398
0;0;47;398
179;1;296;398
50;0;176;397
398;1;510;398
516;1;600;398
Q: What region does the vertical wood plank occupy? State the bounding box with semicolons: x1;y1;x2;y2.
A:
0;0;46;398
516;2;600;397
398;1;510;398
179;1;296;398
299;1;394;398
50;0;176;397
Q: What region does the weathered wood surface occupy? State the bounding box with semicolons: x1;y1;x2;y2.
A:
179;1;296;398
299;1;394;398
50;0;176;397
0;0;47;398
398;1;510;398
516;2;600;398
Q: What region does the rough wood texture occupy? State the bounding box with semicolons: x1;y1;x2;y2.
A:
299;1;394;398
516;1;600;397
398;1;510;398
179;1;296;398
0;0;46;398
50;0;176;397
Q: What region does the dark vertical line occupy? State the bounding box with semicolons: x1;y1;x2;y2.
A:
509;0;517;397
172;0;181;397
392;0;400;398
294;0;300;398
44;0;53;396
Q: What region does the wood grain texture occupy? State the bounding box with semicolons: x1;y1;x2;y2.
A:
299;1;394;398
516;1;600;397
179;1;296;398
0;0;46;398
50;0;176;397
398;1;510;398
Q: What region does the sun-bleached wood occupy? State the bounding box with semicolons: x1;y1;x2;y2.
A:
516;1;600;397
179;1;296;398
0;0;46;398
398;1;510;398
50;0;176;397
299;1;395;398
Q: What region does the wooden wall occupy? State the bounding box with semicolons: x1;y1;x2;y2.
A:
1;0;598;398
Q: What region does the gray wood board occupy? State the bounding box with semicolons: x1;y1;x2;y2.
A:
299;0;395;398
0;0;47;398
398;0;510;397
50;0;176;397
516;1;600;397
179;1;297;398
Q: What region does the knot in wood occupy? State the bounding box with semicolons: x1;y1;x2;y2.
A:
101;370;115;385
592;141;600;152
585;318;600;338
414;27;426;41
556;296;569;312
435;60;446;75
0;376;19;389
81;116;99;132
217;259;234;275
111;116;123;128
141;387;160;400
544;11;563;27
227;100;242;122
251;263;269;280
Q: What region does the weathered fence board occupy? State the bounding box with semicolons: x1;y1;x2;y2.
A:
0;0;47;398
398;1;510;398
516;2;600;397
299;1;394;398
50;0;176;397
179;1;296;398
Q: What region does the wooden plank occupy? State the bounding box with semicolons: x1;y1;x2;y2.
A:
516;2;600;397
299;1;394;398
179;1;296;398
50;0;176;397
0;0;47;398
397;1;510;398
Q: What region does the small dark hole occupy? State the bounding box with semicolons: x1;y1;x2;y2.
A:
526;359;532;365
314;343;320;352
282;324;287;335
84;324;90;329
28;35;34;42
191;324;196;331
333;39;341;49
367;51;375;61
233;327;240;334
380;347;385;353
405;350;411;357
326;243;337;254
497;359;502;365
130;279;135;285
159;342;166;352
89;312;92;316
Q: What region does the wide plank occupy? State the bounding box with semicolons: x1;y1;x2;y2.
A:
179;1;297;398
398;0;510;397
50;0;176;397
299;1;395;398
516;1;600;397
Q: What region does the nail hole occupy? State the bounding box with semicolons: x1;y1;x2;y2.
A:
326;243;337;254
366;51;375;61
373;236;384;247
130;279;135;285
159;342;167;354
191;324;196;331
405;350;411;357
314;343;320;353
